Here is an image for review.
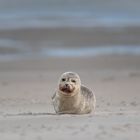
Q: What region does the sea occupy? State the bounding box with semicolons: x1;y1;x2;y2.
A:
0;0;140;60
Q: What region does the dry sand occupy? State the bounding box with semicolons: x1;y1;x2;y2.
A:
0;54;140;140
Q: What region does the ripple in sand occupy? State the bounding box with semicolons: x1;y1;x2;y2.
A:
36;136;42;140
1;81;9;86
46;126;53;131
120;101;127;106
129;72;140;78
102;76;115;82
41;124;46;129
15;125;21;129
130;101;138;106
106;102;111;106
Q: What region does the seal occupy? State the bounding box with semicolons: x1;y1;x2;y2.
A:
52;72;96;114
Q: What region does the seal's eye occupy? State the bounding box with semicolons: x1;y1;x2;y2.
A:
71;79;76;83
62;78;66;82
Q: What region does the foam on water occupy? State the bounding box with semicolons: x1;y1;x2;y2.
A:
0;13;140;29
0;46;140;61
42;46;140;57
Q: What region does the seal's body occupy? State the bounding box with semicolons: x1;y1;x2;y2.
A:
52;72;96;114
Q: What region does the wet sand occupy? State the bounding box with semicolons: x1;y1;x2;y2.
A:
1;26;140;47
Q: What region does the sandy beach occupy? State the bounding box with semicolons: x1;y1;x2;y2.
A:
0;51;140;139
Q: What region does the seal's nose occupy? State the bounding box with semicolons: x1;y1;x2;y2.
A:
65;84;69;87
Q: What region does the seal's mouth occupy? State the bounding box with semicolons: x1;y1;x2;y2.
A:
59;84;75;94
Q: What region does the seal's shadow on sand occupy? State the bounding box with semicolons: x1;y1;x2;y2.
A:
4;112;57;117
4;112;96;117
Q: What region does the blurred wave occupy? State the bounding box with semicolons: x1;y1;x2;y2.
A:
0;46;140;61
0;0;140;60
0;0;140;29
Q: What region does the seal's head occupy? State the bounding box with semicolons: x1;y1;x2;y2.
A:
58;72;81;96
